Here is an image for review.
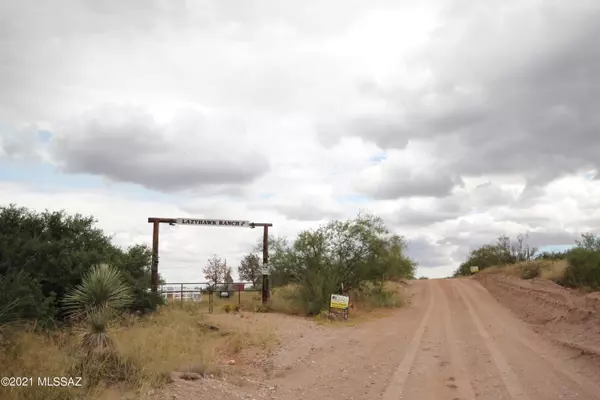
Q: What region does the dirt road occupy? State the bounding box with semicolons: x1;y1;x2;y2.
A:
259;279;600;400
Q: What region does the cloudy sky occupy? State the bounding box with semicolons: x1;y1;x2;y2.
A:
1;0;599;280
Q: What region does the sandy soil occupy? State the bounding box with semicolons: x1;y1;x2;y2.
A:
156;279;600;400
475;273;600;357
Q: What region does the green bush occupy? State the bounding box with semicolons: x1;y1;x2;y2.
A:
453;234;539;277
0;204;164;325
352;284;404;310
563;248;600;290
0;270;55;326
266;213;415;316
293;267;337;316
268;286;304;315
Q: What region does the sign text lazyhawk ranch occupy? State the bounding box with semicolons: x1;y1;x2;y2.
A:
175;218;250;228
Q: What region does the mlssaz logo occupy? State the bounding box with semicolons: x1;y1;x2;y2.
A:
38;377;82;387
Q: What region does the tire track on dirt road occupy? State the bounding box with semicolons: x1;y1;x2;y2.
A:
434;280;477;400
455;279;600;400
452;279;531;400
264;281;431;400
380;281;435;400
397;279;478;400
443;280;514;399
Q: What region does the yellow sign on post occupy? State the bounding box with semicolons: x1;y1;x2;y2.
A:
470;266;480;273
330;294;349;309
329;294;350;320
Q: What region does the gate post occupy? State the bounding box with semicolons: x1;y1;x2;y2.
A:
261;225;270;304
151;220;160;293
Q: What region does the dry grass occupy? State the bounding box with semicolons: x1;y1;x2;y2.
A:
267;281;407;321
477;260;568;283
1;284;407;399
357;281;407;310
266;282;407;328
0;327;79;400
0;305;276;400
345;282;407;323
164;290;263;314
539;260;568;282
478;265;509;275
267;285;304;315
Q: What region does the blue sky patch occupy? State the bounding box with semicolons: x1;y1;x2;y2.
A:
0;160;179;203
339;194;369;204
368;152;387;163
583;170;598;180
538;244;575;253
37;130;53;143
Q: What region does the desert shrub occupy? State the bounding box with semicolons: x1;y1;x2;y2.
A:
519;263;541;279
0;205;164;325
294;268;338;316
270;282;404;316
351;283;405;311
563;248;600;290
453;233;538;277
0;270;55;326
263;213;415;316
268;286;304;315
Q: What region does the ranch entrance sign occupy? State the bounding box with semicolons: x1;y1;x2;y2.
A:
176;218;250;227
147;217;273;304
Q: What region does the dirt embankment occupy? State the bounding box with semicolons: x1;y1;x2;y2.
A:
475;273;600;356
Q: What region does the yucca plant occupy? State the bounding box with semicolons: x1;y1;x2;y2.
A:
63;264;133;351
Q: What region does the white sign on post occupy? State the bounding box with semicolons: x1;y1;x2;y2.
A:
261;263;269;275
176;218;250;228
